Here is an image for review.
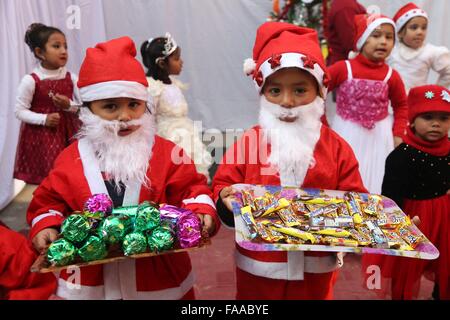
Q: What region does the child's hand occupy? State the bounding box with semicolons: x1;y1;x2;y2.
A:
393;136;403;147
45;113;60;127
52;94;71;110
411;216;421;226
220;186;238;212
32;228;59;254
197;214;216;235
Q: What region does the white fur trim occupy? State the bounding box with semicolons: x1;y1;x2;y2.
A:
396;9;428;31
78;138;109;195
182;194;216;209
256;52;327;99
356;18;396;51
80;80;148;102
31;210;64;227
243;58;257;76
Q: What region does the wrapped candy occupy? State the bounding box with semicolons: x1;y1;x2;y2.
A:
84;193;113;216
147;225;174;252
61;214;91;243
78;236;107;262
122;232;148;256
47;239;77;266
134;202;160;233
177;211;202;249
98;215;133;244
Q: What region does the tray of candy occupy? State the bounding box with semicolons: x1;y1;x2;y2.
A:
230;184;439;260
31;231;211;273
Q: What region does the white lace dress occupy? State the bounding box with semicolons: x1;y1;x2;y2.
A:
147;77;213;181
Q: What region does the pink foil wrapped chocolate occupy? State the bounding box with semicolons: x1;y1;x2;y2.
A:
160;205;202;248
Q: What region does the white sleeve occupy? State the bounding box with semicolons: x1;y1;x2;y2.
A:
15;75;47;126
431;45;450;89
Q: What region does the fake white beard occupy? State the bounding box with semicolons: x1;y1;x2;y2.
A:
77;108;156;191
258;95;324;187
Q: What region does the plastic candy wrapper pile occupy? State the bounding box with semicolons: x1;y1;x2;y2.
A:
231;184;439;260
32;194;209;273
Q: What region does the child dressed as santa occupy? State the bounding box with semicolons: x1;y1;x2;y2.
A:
212;22;367;300
27;36;219;300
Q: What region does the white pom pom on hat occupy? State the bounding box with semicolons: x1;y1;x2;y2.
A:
243;58;257;76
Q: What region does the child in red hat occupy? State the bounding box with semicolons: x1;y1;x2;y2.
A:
0;221;57;299
389;2;450;91
327;13;409;195
27;36;219;300
364;85;449;299
212;21;366;300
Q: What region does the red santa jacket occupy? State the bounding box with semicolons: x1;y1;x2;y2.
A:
26;136;219;300
0;223;56;300
212;125;367;280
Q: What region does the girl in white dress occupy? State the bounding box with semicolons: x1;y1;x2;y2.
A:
140;33;213;181
390;2;450;91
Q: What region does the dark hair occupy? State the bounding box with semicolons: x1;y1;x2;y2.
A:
140;37;171;84
24;23;64;60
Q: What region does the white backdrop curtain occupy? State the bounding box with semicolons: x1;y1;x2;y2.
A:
1;0;449;209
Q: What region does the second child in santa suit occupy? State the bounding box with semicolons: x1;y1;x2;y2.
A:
212;22;367;300
328;13;409;194
27;37;219;300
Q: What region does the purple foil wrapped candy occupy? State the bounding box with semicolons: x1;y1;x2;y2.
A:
84;194;113;216
160;204;202;249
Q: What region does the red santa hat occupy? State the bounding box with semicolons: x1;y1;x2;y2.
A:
408;85;450;123
393;2;428;32
243;21;329;97
354;13;396;51
78;36;148;102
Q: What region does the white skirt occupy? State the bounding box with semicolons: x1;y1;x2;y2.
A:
157;116;213;181
331;115;394;194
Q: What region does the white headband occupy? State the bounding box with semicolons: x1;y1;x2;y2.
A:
155;32;178;64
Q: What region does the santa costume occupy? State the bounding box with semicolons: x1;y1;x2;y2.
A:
26;37;219;300
388;2;450;91
328;13;409;194
0;221;57;299
363;85;450;300
212;22;367;300
14;63;81;185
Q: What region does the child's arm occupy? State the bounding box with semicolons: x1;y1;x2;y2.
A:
165;146;219;236
381;148;407;208
430;45;450;89
15;75;47;126
388;70;408;146
327;60;348;92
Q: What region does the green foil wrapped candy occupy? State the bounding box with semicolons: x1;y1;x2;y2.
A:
134;202;160;233
122;232;148;256
78;236;108;262
98;215;132;244
47;239;76;266
61;214;90;243
147;226;174;252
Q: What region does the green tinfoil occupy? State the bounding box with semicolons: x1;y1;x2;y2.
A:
122;232;148;256
134;202;160;233
78;236;108;262
98;215;132;244
61;214;90;243
47;239;76;266
112;205;138;217
147;226;174;252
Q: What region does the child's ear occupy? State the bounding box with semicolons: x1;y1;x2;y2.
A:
34;47;45;60
157;59;166;69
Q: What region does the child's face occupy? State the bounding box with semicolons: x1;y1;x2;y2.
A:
413;112;450;142
262;67;318;120
35;32;68;69
361;24;395;62
167;47;183;75
399;16;427;49
89;97;147;137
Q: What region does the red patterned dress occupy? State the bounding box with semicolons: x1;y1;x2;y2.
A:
14;72;81;184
